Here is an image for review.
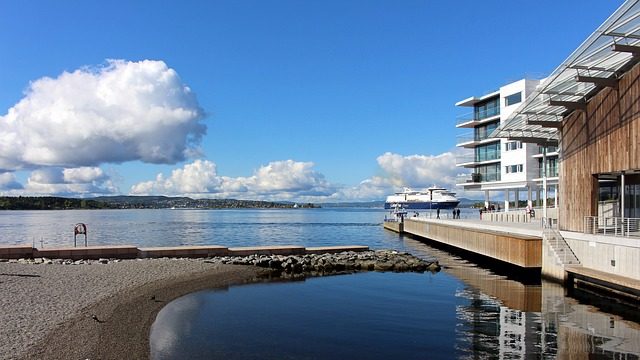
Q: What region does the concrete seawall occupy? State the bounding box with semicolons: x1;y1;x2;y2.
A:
386;218;542;268
0;244;370;260
384;217;640;301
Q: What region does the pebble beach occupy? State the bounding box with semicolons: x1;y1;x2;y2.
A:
0;259;265;360
0;251;436;359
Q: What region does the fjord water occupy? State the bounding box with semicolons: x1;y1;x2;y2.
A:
1;209;638;358
0;208;407;249
149;242;640;359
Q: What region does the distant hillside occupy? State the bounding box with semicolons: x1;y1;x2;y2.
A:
320;201;385;208
0;196;115;210
91;196;318;209
0;196;318;210
457;198;483;208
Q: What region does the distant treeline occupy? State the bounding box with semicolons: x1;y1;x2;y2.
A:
0;196;319;210
0;197;114;210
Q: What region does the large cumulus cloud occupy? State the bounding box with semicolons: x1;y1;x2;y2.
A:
0;172;23;190
130;159;336;200
23;167;117;196
0;59;205;171
376;152;458;188
128;151;466;202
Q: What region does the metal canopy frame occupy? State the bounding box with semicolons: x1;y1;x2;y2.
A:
492;0;640;143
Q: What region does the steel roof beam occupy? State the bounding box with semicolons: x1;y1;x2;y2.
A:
542;89;584;96
575;75;619;88
611;42;640;55
548;99;587;111
521;111;563;117
504;137;559;146
526;120;563;129
567;64;612;72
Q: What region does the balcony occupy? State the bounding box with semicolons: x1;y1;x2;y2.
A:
456;132;500;147
534;146;559;156
457;172;501;184
537;166;559;178
456;151;501;166
455;108;501;128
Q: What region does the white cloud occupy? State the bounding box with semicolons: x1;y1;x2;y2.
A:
128;151;470;202
336;176;394;201
22;167;118;196
0;59;205;171
376;152;459;188
130;159;335;199
0;172;23;190
63;167;108;184
130;160;221;195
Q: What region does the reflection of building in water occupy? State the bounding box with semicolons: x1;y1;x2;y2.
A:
455;287;542;359
453;279;640;359
541;281;640;359
405;237;640;358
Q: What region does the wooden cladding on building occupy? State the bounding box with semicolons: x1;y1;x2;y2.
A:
560;62;640;232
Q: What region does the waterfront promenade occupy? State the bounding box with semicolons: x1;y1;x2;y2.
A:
384;216;640;300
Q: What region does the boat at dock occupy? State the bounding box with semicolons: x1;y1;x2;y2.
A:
384;186;460;210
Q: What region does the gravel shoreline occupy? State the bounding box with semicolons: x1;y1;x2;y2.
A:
0;259;267;360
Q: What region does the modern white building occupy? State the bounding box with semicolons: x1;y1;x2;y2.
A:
455;79;559;211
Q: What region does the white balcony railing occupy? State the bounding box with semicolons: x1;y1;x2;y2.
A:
583;216;640;238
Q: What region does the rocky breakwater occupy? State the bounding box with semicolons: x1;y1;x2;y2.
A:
205;250;440;275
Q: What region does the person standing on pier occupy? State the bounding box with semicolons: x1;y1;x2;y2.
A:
436;208;440;219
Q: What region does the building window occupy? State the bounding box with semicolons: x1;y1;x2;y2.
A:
538;157;558;177
505;164;523;173
504;141;522;151
474;97;500;120
475;142;501;162
504;92;522;106
474;163;501;182
474;121;499;141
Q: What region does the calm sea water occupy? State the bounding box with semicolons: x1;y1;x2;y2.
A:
1;209;638;358
0;208;473;249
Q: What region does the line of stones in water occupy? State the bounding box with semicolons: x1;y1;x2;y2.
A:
204;250;441;274
3;250;440;276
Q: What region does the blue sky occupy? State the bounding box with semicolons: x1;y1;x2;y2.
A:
0;0;625;201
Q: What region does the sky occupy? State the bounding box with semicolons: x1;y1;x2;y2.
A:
0;0;625;202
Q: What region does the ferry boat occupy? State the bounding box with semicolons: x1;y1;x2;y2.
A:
384;186;460;210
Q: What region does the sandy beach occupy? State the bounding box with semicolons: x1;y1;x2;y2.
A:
0;259;267;360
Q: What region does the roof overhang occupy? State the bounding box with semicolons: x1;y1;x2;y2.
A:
455;90;500;107
492;0;640;143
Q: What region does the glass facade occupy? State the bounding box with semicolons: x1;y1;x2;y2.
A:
475;143;500;162
597;175;640;218
537;145;558;154
474;122;499;141
474;98;500;120
473;163;501;183
537;157;558;177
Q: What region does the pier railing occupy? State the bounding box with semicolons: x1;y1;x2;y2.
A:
583;216;640;238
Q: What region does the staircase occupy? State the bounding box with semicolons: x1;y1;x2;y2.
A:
543;228;580;265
